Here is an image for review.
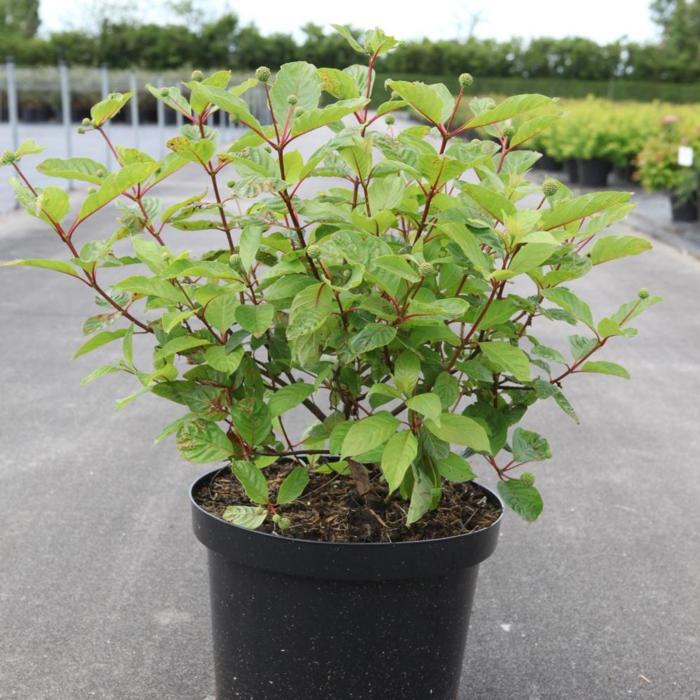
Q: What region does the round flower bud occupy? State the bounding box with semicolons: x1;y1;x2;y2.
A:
418;261;435;277
96;169;106;178
229;254;243;272
109;92;120;100
638;288;650;299
542;178;559;197
77;127;86;134
296;107;305;116
159;87;169;98
385;114;395;125
521;472;535;487
458;72;474;88
287;94;298;105
255;66;271;83
306;244;321;260
502;125;515;139
190;69;204;81
81;117;91;127
226;180;236;188
87;186;98;194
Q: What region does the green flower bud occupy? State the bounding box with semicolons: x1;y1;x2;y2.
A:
385;114;395;125
502;125;515;138
226;180;236;188
87;186;98;194
272;513;290;530
77;127;86;135
542;178;559;197
108;92;120;100
306;244;321;260
159;87;169;98
96;168;106;178
521;472;535;487
287;94;298;105
638;288;650;299
190;69;204;81
458;72;474;88
81;117;91;127
418;261;435;277
229;254;243;272
255;66;271;83
296;107;305;116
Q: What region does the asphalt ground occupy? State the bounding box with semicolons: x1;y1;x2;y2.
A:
0;120;699;699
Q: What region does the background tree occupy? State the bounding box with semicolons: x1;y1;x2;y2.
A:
0;0;39;38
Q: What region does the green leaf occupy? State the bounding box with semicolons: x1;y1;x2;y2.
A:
114;275;186;304
291;98;368;137
406;464;440;525
385;80;445;125
381;431;418;493
511;114;559;148
406;393;442;423
176;419;234;463
191;84;264;135
231;459;269;505
341;412;400;459
462;183;516;221
90;91;132;126
37;157;106;184
73;328;128;358
270;61;321;125
437;452;476;482
540;192;632;231
579;361;630;379
424;414;490;452
317;67;361;98
236;303;274;336
331;24;366;53
287;283;334;340
367;175;405;212
232;398;272;447
542;287;594;329
433;372;460;409
479;342;531;382
268;383;315;418
77;162;159;221
393;351;421;395
166;135;216;165
375;254;421;282
204;345;244;374
222;505;268;530
461;94;552;129
348;323;397;355
205;294;239;332
239;226;262;272
15;138;44;157
497;478;543;522
156;336;210;360
512;428;552;462
276;466;310;504
590;235;652;265
1;258;80;279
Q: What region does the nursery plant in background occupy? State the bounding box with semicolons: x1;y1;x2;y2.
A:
1;24;659;700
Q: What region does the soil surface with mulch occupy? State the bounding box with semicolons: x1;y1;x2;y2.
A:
195;462;502;543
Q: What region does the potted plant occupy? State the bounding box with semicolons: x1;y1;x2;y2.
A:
1;25;659;700
637;129;699;222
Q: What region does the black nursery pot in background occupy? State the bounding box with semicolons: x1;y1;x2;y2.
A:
670;191;699;222
564;158;579;183
577;158;613;187
534;153;563;172
191;469;503;700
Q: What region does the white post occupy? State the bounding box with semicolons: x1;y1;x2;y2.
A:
100;64;111;167
58;61;73;190
129;71;139;149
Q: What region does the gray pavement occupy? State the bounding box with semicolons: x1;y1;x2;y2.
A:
1;129;699;700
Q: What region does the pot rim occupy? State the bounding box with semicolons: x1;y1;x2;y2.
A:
190;465;504;549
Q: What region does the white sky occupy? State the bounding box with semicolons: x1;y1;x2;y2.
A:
41;0;659;44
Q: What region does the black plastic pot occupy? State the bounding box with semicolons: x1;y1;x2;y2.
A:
534;153;563;172
577;158;612;187
613;163;636;184
564;158;579;183
191;468;503;700
670;191;698;222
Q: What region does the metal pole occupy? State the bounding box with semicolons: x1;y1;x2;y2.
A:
6;58;19;154
156;76;165;159
100;64;111;167
58;61;73;190
175;109;183;129
129;71;139;149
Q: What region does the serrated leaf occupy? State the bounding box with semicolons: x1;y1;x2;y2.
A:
176;419;234;463
512;428;552;462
